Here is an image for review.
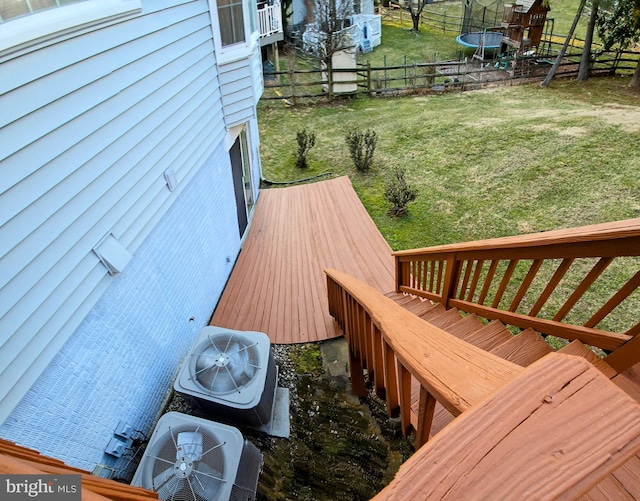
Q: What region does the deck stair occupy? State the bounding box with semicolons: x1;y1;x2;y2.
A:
381;291;640;500
329;219;640;499
386;291;621;436
385;292;640;501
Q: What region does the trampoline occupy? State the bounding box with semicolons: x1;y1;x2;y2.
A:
456;31;503;50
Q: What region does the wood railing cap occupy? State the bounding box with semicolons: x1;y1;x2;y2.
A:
392;217;640;256
326;268;523;415
374;352;640;500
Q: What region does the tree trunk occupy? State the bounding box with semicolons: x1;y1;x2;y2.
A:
326;57;334;101
631;60;640;88
411;12;420;32
541;0;587;88
578;0;599;81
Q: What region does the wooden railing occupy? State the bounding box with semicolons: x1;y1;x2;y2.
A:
326;268;523;447
372;352;640;500
393;218;640;373
0;439;158;501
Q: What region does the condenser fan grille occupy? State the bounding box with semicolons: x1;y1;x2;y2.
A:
189;333;261;396
148;424;226;501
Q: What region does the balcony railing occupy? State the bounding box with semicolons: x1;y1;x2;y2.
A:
258;1;282;39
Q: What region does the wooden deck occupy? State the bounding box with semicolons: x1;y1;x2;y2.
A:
211;176;395;344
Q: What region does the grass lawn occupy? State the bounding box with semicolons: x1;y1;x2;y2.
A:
258;76;640;251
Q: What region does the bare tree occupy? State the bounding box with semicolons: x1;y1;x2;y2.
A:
400;0;432;33
578;0;601;81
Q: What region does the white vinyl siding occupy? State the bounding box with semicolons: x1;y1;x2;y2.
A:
0;0;227;424
217;41;262;126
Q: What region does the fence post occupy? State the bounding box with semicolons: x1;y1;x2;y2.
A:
384;55;388;89
367;61;372;96
404;54;407;87
289;67;296;105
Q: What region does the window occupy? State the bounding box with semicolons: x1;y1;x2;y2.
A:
217;0;245;46
0;0;141;54
0;0;87;23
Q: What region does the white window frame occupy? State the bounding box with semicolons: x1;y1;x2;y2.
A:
207;0;258;65
0;0;142;55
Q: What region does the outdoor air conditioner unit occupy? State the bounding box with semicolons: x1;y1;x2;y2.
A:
174;326;279;429
131;411;262;501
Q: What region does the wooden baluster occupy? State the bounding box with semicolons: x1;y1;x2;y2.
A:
372;325;385;399
467;259;485;301
478;260;499;305
383;341;400;418
586;269;640;328
341;288;350;339
553;257;613;322
364;312;374;380
396;360;413;437
409;261;418;289
404;260;411;289
348;348;367;397
492;259;519;309
354;299;363;358
435;260;443;296
459;260;474;300
415;387;437;449
428;260;435;293
529;258;574;316
509;259;543;312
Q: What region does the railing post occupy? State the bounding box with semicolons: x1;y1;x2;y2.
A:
395;255;403;293
441;253;461;309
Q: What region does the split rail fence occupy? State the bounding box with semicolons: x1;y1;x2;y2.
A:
262;47;639;103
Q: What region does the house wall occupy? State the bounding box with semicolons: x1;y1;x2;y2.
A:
0;0;263;470
218;39;264;127
0;142;243;472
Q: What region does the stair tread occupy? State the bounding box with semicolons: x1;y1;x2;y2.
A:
402;299;435;316
428;308;462;329
445;314;486;340
490;328;553;367
612;363;640;404
461;320;514;352
559;340;617;379
387;291;435;316
418;303;447;321
580;475;636;501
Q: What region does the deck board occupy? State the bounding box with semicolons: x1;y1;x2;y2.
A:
211;176;395;344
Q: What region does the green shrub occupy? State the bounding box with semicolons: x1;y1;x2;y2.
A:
345;128;377;172
385;166;417;216
295;128;316;169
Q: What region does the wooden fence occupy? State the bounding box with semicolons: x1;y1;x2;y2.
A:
262;47;639;103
